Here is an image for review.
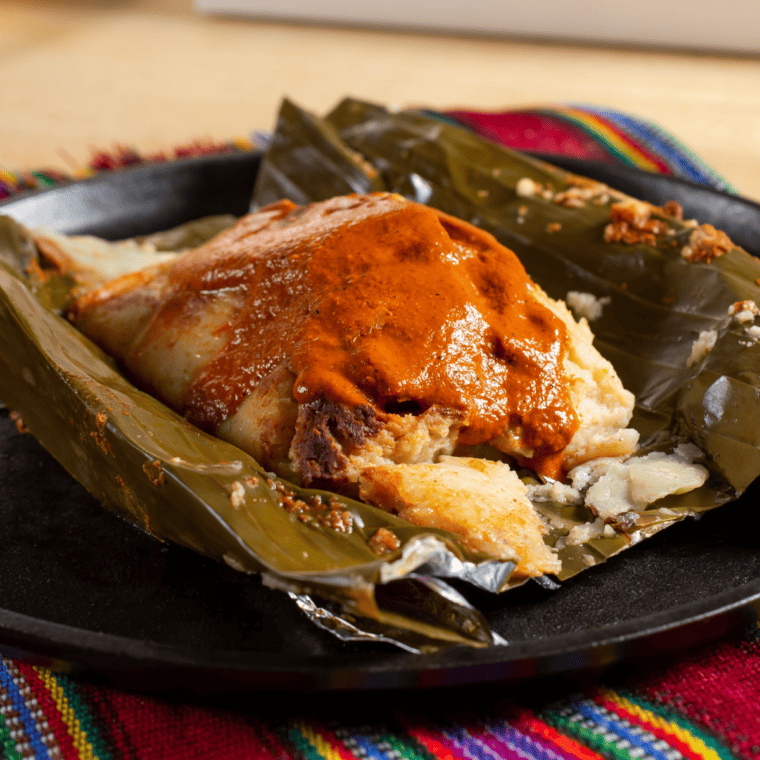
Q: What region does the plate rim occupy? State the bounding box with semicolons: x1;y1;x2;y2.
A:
1;575;758;690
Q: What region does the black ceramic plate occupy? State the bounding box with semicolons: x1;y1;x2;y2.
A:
2;152;760;693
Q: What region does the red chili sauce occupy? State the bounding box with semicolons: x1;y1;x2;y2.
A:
168;193;578;474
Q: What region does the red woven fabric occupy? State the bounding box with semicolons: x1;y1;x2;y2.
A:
82;683;292;760
633;628;760;758
443;110;614;162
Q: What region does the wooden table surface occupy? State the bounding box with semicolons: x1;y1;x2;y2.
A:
2;0;759;201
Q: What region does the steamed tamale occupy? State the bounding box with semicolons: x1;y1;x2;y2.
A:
0;97;758;649
66;192;641;578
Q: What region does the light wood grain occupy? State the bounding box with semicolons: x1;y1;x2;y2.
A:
2;0;759;201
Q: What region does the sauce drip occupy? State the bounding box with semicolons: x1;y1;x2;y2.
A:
165;193;578;472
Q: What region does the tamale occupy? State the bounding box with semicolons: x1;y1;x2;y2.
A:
1;98;759;650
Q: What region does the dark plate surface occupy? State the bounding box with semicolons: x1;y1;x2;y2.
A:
1;152;760;693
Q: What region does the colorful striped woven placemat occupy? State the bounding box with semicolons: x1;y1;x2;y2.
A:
2;622;760;759
1;105;758;760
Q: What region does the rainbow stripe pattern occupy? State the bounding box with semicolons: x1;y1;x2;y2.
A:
437;105;735;193
2;623;760;760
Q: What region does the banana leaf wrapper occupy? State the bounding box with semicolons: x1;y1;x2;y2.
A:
1;97;758;653
252;97;760;582
0;215;516;652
